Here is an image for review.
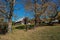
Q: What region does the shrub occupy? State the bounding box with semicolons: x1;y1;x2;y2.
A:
28;24;34;29
15;24;25;29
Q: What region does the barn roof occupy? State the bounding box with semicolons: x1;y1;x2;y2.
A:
15;17;25;22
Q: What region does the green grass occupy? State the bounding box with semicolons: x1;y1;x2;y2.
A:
15;24;34;30
0;26;60;40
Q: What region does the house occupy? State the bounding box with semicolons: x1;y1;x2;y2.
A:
14;17;32;25
15;17;25;25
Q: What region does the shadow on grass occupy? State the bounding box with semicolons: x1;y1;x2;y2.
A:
0;30;8;35
0;26;8;35
39;23;54;26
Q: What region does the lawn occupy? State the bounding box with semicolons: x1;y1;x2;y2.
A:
0;26;60;40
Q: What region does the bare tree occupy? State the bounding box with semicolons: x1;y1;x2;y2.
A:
8;0;15;32
25;0;58;26
25;0;42;26
41;2;57;25
0;0;15;32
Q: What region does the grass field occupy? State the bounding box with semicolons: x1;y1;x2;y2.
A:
0;26;60;40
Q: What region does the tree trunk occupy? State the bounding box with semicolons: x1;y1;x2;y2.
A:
8;0;14;32
59;20;60;23
8;19;12;32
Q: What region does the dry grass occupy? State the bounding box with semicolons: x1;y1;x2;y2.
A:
0;26;60;40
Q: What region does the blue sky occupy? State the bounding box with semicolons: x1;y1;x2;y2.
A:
12;0;60;21
12;0;34;21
